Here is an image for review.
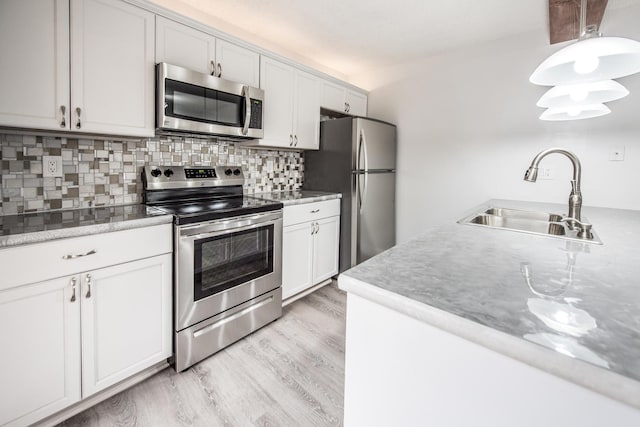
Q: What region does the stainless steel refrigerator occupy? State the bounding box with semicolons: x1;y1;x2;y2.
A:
304;117;396;272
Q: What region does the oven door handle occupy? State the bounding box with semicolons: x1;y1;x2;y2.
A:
179;212;282;238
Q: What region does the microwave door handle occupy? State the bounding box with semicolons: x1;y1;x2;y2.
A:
242;85;251;136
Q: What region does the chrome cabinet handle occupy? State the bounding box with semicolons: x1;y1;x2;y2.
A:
310;209;320;213
344;102;348;112
85;274;92;299
294;135;298;147
75;107;81;129
289;134;293;146
217;63;222;77
315;222;320;234
63;249;97;260
70;277;77;302
60;105;66;128
346;103;351;113
210;60;216;76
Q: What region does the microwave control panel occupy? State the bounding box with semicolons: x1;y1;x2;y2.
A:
249;99;263;129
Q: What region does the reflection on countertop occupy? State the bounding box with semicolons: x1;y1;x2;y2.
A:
252;190;341;206
339;198;640;409
0;204;172;248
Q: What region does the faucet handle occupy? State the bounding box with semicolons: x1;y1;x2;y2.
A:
560;217;594;240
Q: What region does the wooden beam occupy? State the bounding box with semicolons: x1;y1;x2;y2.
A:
549;0;608;45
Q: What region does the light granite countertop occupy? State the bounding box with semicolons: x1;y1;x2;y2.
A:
0;204;173;248
252;190;341;206
339;199;640;409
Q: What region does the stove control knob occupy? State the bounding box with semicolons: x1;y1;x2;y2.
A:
225;168;233;176
164;169;174;178
150;169;161;177
233;168;241;176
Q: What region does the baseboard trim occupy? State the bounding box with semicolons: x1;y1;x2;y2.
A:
283;279;333;307
35;361;169;427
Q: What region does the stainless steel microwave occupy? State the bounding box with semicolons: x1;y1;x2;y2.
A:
156;62;264;139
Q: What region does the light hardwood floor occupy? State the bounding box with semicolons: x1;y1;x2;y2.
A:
59;282;346;427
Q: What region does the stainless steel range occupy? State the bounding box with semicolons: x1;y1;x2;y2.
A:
143;165;283;372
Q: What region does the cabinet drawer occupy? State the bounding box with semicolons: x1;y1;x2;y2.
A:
283;199;340;227
0;224;172;291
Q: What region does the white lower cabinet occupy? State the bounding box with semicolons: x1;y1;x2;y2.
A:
0;224;172;427
81;255;172;398
0;277;81;427
282;199;340;301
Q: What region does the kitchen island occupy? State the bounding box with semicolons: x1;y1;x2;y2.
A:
338;199;640;427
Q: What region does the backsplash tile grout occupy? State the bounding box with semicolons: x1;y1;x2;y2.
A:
0;133;304;215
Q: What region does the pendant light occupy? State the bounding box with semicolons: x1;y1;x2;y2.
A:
530;0;640;86
536;80;629;108
539;104;610;121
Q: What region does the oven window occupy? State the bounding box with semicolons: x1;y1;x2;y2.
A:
165;79;244;127
193;225;274;300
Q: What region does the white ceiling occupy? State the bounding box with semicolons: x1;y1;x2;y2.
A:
151;0;640;81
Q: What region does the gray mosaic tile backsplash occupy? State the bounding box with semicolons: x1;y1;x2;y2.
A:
0;133;304;215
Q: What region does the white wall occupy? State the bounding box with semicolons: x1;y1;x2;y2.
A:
353;5;640;244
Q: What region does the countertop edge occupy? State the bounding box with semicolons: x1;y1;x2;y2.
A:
0;214;174;248
338;273;640;410
252;191;342;206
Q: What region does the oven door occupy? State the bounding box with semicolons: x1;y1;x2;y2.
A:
175;211;282;331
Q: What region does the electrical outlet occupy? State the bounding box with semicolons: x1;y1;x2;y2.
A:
538;167;553;180
43;155;63;178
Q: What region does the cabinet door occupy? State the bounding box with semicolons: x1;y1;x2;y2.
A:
313;216;340;284
216;39;260;87
347;90;368;117
293;70;320;150
70;0;155;137
282;222;315;300
320;80;347;113
0;277;81;427
156;16;216;75
81;254;172;397
260;56;295;148
0;0;70;130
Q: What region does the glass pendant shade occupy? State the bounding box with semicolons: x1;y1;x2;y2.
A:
536;80;629;108
540;104;610;121
530;36;640;86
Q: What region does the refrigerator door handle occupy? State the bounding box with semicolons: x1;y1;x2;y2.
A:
357;172;368;214
360;128;369;172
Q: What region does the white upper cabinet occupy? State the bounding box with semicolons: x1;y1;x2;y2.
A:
0;0;70;130
156;15;217;75
215;39;260;87
259;56;320;149
71;0;155;137
0;0;155;136
156;17;260;87
260;56;297;148
321;79;368;116
294;70;321;150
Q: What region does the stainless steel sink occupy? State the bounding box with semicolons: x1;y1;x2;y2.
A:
458;206;602;244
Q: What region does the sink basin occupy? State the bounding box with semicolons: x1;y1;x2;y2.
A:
458;206;602;244
483;207;564;223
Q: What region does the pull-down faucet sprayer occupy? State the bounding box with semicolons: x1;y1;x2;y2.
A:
524;148;593;240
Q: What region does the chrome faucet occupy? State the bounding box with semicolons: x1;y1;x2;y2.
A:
524;148;593;239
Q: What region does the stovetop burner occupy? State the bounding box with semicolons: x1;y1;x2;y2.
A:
142;165;282;225
152;195;283;225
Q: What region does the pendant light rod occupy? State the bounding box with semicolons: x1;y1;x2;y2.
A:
580;0;587;34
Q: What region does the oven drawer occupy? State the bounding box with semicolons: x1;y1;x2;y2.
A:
175;287;282;372
283;199;340;227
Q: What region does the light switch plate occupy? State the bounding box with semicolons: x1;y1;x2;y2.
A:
43;155;63;177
